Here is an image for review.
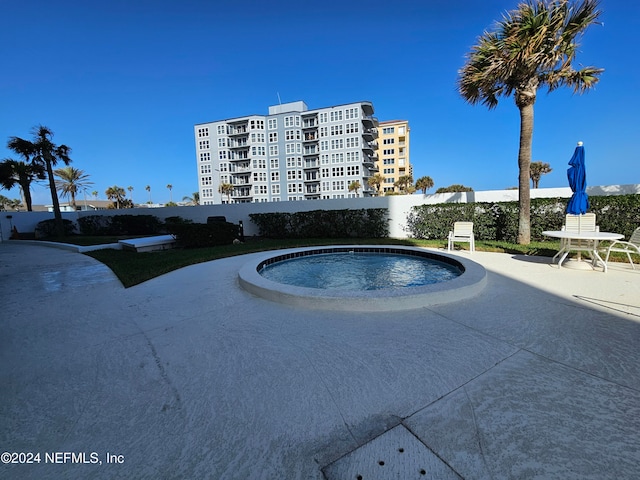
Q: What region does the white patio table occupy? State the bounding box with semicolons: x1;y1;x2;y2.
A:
542;230;624;273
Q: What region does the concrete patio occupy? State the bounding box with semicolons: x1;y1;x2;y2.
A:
1;242;639;479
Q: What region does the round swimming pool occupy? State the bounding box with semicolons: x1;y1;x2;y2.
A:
238;246;487;312
259;251;461;290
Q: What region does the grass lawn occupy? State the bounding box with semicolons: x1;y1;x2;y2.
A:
83;237;561;288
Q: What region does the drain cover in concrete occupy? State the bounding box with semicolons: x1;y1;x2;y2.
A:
323;425;460;479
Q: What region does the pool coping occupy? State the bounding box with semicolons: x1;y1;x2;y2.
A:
238;245;487;311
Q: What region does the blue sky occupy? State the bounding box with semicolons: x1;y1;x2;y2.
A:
1;0;638;205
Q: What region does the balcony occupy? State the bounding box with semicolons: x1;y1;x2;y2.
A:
303;133;318;142
362;115;379;128
228;123;249;136
362;127;378;141
304;159;319;169
228;138;249;149
303;146;319;156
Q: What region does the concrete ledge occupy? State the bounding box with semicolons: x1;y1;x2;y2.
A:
238;245;487;312
119;235;176;252
8;239;122;252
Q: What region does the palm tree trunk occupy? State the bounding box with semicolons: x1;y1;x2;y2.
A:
45;158;65;236
517;102;534;244
18;183;34;211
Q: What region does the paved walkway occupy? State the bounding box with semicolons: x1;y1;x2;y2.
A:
1;242;639;479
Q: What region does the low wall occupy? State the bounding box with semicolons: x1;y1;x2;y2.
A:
2;184;638;242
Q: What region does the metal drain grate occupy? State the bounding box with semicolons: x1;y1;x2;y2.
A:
323;425;460;480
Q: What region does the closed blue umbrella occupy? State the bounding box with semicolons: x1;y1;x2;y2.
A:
566;141;589;214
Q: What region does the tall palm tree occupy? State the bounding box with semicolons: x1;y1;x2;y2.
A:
54;166;93;210
394;175;414;194
166;184;173;202
530;161;553;188
0;158;45;211
367;173;384;194
415;176;434;194
458;0;602;244
7;125;73;236
182;192;200;206
218;182;233;203
145;184;151;203
127;186;134;204
348;180;361;196
105;185;126;209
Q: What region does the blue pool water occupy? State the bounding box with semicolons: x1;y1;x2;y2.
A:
259;252;461;290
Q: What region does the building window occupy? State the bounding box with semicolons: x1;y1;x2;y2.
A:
269;145;279;156
383;138;395;144
200;164;212;174
201;176;212;186
270;158;279;169
346;137;359;148
330;139;344;149
319;112;328;124
330;110;343;122
346;165;359;176
218;138;226;147
199;140;209;149
346;151;360;162
320;154;329;164
284;116;294;127
383;168;395;174
268;118;277;130
202;188;213;198
383;127;395;134
383;149;395;155
345;107;359;119
217;125;226;135
319;126;328;137
253;158;266;169
383;158;395;165
398;126;406;135
269;132;278;142
345;123;358;134
331;166;344;176
199;152;210;162
331;153;344;163
219;151;227;160
271;172;280;182
271;184;280;195
197;127;209;137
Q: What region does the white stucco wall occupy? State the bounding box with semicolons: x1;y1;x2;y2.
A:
2;184;638;242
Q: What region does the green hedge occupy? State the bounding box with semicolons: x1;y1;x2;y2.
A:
35;219;76;238
78;215;163;236
166;221;239;248
249;208;389;238
406;195;640;243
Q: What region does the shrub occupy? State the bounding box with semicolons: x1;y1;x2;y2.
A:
249;208;389;238
77;215;112;235
35;219;76;238
406;194;640;242
166;221;238;248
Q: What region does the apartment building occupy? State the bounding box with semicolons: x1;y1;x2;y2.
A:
194;100;379;204
376;120;411;194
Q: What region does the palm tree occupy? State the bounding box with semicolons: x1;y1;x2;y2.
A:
7;125;73;236
145;184;152;203
394;175;414;194
54;166;93;210
0;194;22;211
348;180;361;196
91;190;98;200
458;0;602;244
166;184;173;202
105;185;126;209
415;176;434;194
127;186;134;204
367;173;384;194
530;161;553;188
0;158;45;211
218;182;233;203
182;192;200;206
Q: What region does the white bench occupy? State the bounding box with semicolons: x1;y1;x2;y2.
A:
119;235;176;253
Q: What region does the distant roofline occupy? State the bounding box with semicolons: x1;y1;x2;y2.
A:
378;119;408;124
194;100;375;126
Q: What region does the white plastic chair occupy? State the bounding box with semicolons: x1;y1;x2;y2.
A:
448;222;475;253
553;213;598;264
605;227;640;269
